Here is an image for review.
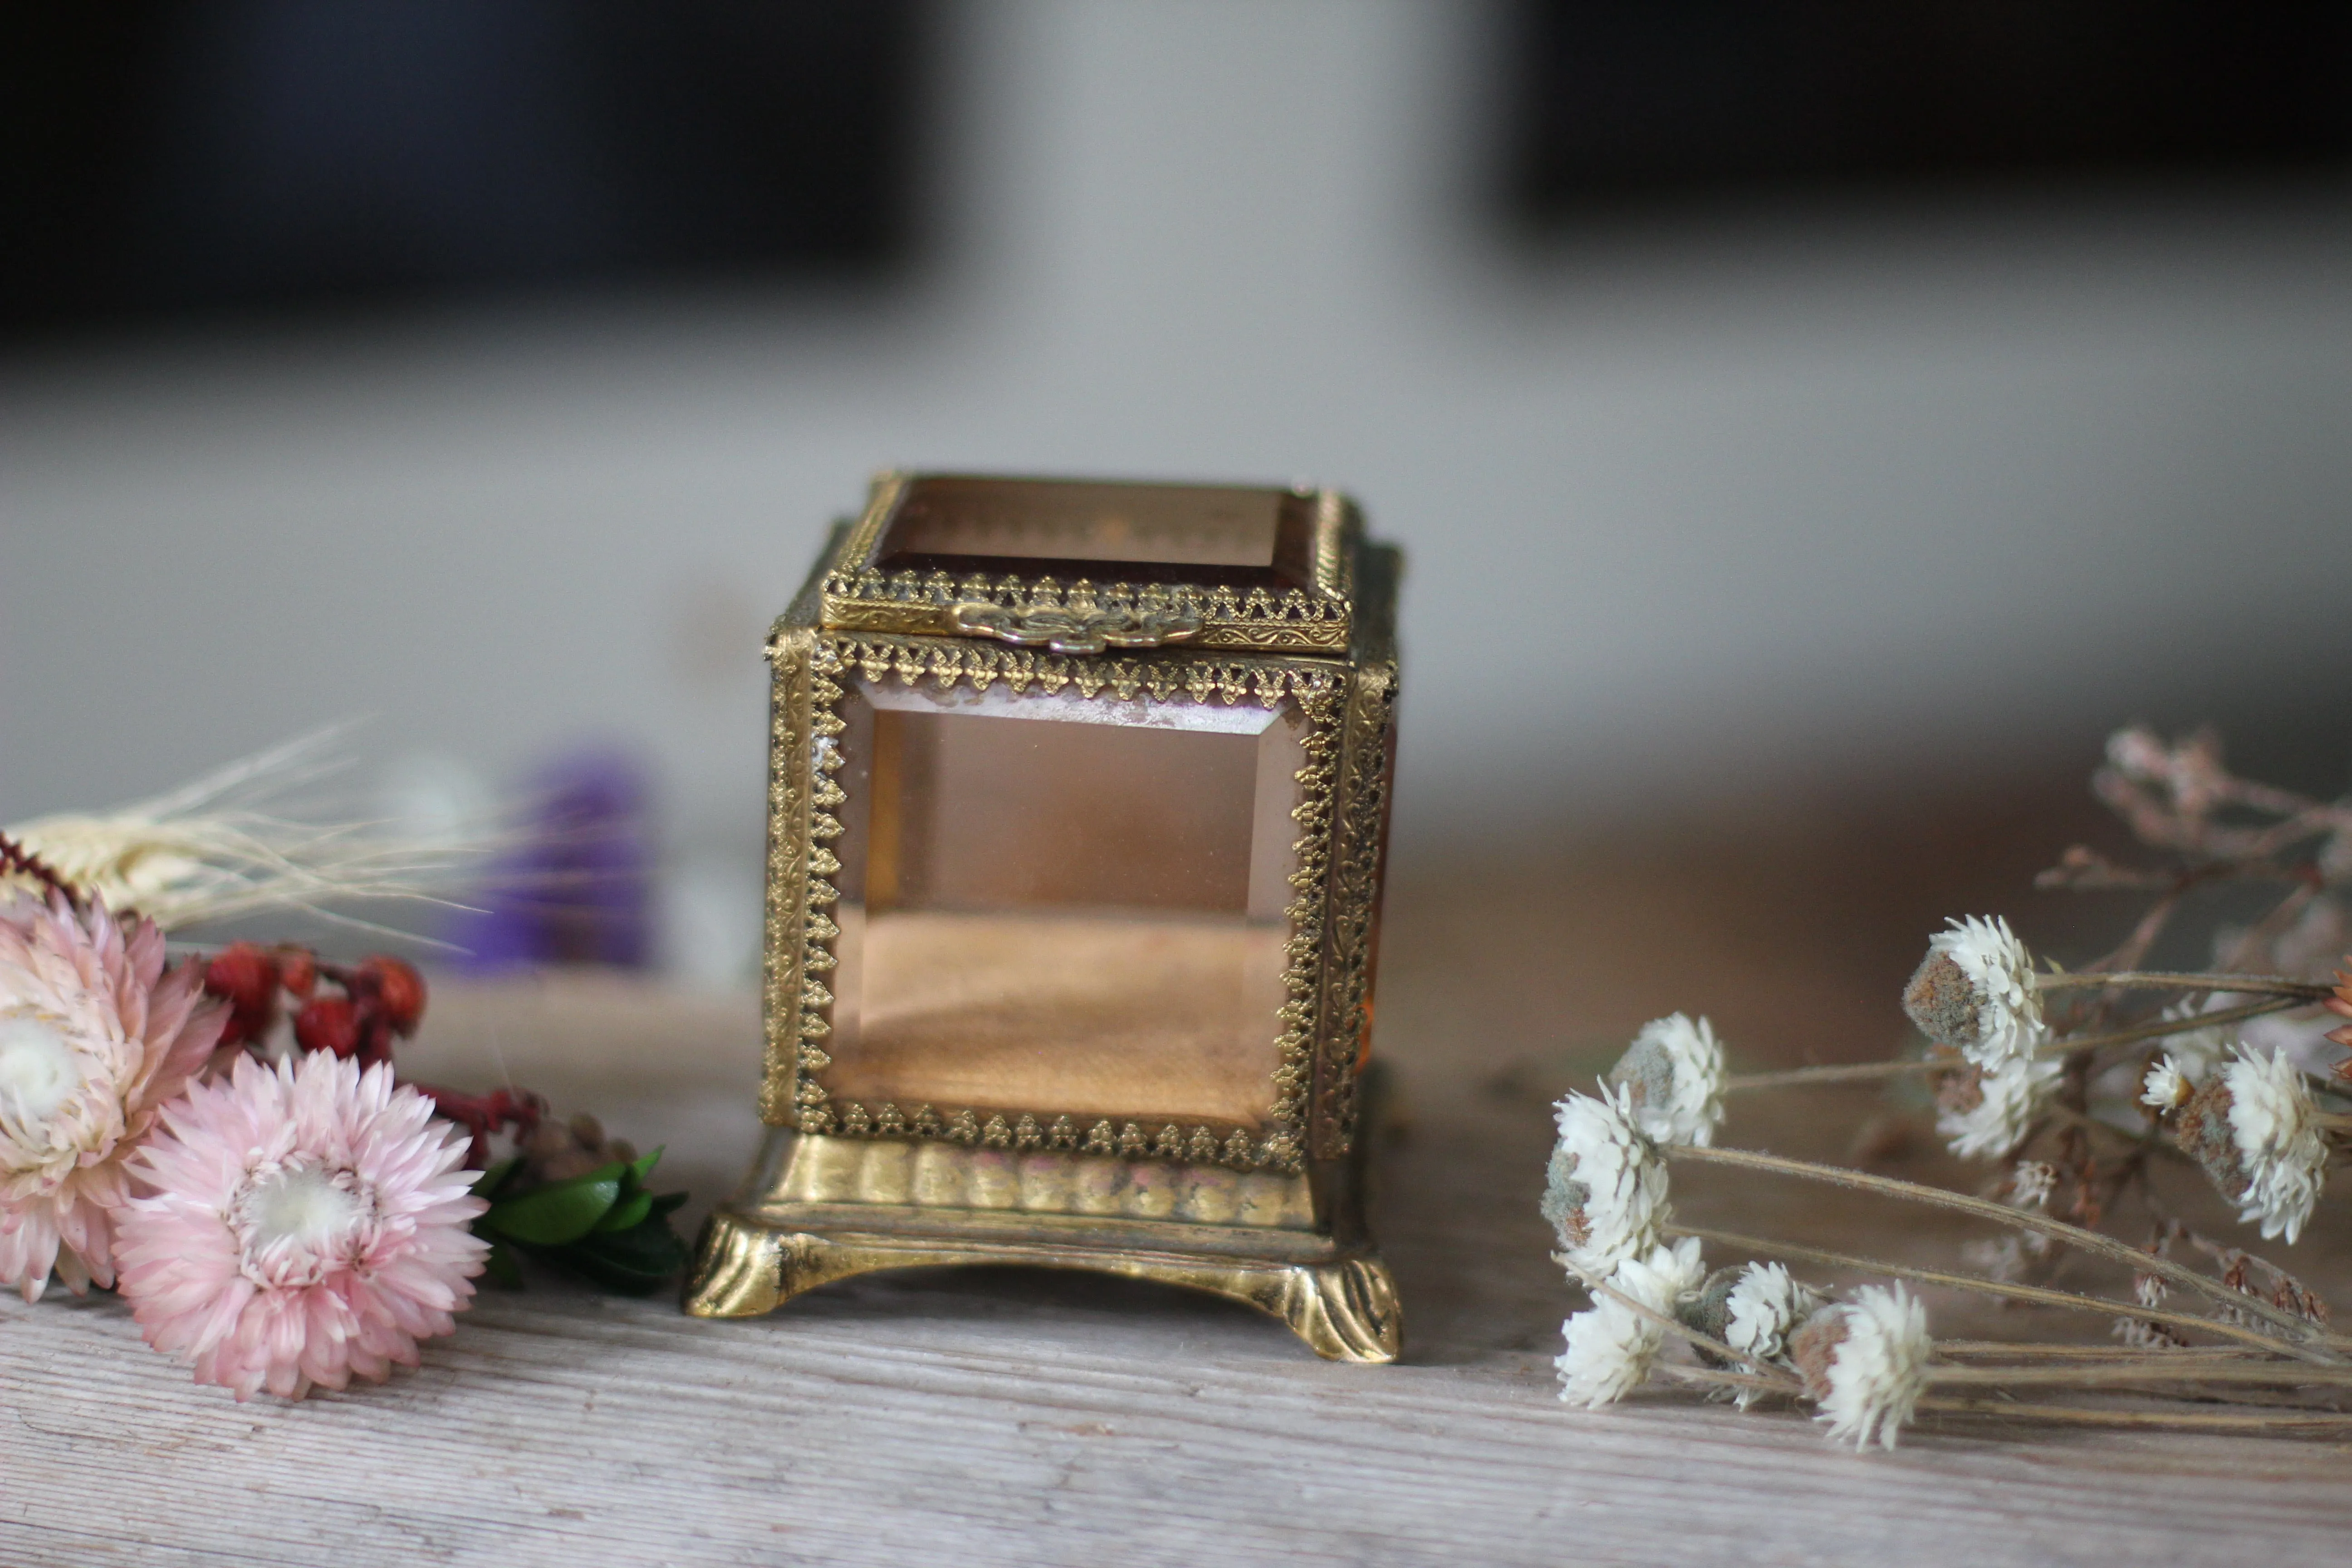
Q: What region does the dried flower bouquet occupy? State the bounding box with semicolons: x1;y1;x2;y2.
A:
1546;727;2352;1446
1;740;687;1401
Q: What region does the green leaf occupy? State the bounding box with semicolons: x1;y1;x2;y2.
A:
593;1189;655;1234
481;1161;626;1245
627;1146;665;1187
482;1240;524;1288
471;1158;521;1200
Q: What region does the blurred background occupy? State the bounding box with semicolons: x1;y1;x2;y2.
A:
6;1;2352;1055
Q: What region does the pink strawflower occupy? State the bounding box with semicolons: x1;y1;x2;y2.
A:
116;1052;488;1400
0;893;226;1301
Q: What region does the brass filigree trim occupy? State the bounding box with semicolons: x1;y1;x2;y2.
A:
947;598;1204;654
764;632;1346;1174
824;570;1349;652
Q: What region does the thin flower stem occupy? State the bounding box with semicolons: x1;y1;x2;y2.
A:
1567;1264;1806;1394
2036;971;2334;1001
1915;1396;2352;1433
1655;1364;1792;1398
1934;1340;2261;1361
1663;1146;2341;1357
1666;1224;2317;1361
1928;1362;2352;1388
1724;994;2306;1093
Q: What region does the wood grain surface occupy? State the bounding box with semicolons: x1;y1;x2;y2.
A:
7;828;2349;1567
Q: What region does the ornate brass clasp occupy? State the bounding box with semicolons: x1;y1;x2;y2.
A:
948;601;1204;656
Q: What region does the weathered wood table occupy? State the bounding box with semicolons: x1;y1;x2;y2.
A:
8;844;2349;1566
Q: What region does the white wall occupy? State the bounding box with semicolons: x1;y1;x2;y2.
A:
8;0;2352;887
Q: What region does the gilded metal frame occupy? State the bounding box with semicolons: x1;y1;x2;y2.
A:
819;474;1360;653
690;479;1401;1362
761;632;1355;1174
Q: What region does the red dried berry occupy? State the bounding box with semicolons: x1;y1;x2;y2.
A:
358;955;427;1037
293;995;361;1058
276;946;318;999
202;943;279;1046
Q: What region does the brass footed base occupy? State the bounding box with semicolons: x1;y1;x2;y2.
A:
684;1202;1401;1364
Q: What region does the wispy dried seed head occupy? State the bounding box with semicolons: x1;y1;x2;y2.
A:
1902;916;2043;1068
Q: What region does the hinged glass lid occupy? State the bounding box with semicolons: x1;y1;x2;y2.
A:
819;473;1357;654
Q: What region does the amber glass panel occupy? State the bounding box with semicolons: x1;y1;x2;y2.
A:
873;477;1319;591
827;676;1306;1130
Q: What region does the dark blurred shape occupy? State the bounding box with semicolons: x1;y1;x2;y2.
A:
451;747;654;972
0;0;926;341
1504;1;2352;219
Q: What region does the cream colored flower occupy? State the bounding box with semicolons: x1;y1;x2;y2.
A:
2141;1054;2194;1112
0;896;225;1300
2219;1047;2326;1244
1792;1285;1932;1451
1555;1237;1706;1409
1936;1053;2061;1160
1607;1013;1727;1148
1543;1084;1669;1280
1903;916;2043;1068
1724;1261;1819;1366
2157;1045;2326;1243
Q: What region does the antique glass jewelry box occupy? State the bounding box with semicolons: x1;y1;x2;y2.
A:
686;473;1402;1360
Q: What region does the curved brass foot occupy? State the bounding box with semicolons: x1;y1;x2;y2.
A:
685;1206;1402;1362
1278;1257;1401;1363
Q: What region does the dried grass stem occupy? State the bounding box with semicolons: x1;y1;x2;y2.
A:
1666;1224;2314;1360
1664;1146;2341;1358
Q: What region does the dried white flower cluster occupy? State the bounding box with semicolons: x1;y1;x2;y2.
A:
1904;916;2044;1068
1936;1054;2063;1160
1543;1085;1669;1279
2144;1045;2328;1242
1607;1014;1728;1148
1554;1237;1706;1408
1544;1065;1927;1448
1791;1285;1933;1451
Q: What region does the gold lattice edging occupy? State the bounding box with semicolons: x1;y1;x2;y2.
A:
1312;657;1397;1158
759;632;1356;1175
819;480;1358;655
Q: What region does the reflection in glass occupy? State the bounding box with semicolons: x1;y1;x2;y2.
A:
826;675;1306;1129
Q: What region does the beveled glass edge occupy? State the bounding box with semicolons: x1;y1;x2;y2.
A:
757;630;1362;1176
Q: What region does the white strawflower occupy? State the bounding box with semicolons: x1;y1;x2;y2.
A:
2141;1054;2193;1112
1717;1261;1823;1409
2155;1000;2230;1081
1792;1285;1933;1451
1606;1013;1727;1148
2219;1047;2327;1244
1936;1054;2061;1160
1723;1261;1818;1365
1903;916;2043;1068
1555;1237;1706;1409
2006;1160;2057;1211
1543;1085;1669;1279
